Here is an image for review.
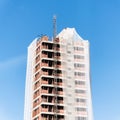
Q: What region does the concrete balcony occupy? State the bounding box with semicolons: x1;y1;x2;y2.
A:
32;108;39;117
54;56;61;60
34;72;40;81
41;90;48;94
41;72;63;79
41;53;54;60
33;100;40;108
41;117;53;120
58;91;63;95
34;82;40;90
57;82;63;86
54;47;60;51
58;100;64;104
33;94;40;99
35;56;40;64
41;46;54;52
55;73;62;77
41;108;48;112
33;91;40;99
41;98;48;103
41;54;48;58
35;66;40;73
57;109;64;115
41;97;55;104
41;80;48;85
41;63;54;69
36;47;40;55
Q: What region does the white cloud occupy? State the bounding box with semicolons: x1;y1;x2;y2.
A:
0;54;26;70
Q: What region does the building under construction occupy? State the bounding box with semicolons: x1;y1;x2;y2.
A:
24;28;93;120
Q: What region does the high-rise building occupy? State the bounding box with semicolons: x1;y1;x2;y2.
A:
24;28;93;120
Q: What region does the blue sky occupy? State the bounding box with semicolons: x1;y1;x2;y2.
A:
0;0;120;120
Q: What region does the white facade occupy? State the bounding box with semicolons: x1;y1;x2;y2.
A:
24;39;37;120
24;28;93;120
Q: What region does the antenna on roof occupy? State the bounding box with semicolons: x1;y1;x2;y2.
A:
53;15;57;39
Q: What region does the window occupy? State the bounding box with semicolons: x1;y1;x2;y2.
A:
75;89;86;94
74;63;85;68
76;107;86;112
68;59;71;62
74;72;85;76
74;47;84;51
67;51;71;54
75;117;87;120
67;94;72;97
67;76;71;79
68;85;72;88
74;55;84;59
76;98;86;103
75;81;85;85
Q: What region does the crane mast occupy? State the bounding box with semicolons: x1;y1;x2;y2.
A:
53;15;58;120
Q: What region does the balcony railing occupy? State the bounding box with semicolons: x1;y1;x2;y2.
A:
41;108;54;113
41;80;48;84
41;54;48;58
32;109;39;117
41;108;48;112
41;72;62;78
57;82;63;86
36;47;40;55
57;109;64;114
41;90;48;94
33;100;40;108
34;74;40;81
41;46;53;51
34;82;40;90
35;56;40;64
54;56;61;60
58;100;63;104
41;63;54;68
58;91;63;95
35;66;40;73
33;92;40;99
42;71;48;75
41;98;47;102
